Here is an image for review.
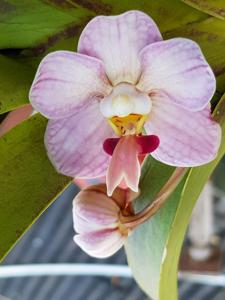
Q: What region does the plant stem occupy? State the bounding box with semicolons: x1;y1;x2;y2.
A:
120;167;187;229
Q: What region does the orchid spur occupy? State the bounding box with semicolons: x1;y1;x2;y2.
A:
29;10;221;196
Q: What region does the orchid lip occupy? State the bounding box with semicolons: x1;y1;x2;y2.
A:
103;135;160;156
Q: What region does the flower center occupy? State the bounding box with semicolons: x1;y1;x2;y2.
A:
108;114;147;136
100;83;151;136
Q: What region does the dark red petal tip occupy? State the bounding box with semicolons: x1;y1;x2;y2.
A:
103;137;120;156
136;135;160;155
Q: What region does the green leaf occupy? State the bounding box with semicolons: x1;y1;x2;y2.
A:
181;0;225;20
46;0;207;32
0;0;90;49
0;0;207;50
125;93;225;300
125;160;184;300
0;55;35;114
0;114;71;261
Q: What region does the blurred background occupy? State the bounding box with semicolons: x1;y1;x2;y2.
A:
0;158;225;300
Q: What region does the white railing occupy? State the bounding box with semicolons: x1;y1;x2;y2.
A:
0;264;225;287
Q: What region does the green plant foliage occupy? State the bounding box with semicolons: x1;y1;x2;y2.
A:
45;0;207;32
125;93;225;300
0;0;90;49
0;55;35;114
182;0;225;20
0;114;71;261
125;159;178;300
0;0;203;50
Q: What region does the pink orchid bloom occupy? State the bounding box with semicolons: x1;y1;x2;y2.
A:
73;185;131;258
29;11;221;196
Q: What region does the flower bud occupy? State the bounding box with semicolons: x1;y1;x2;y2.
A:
73;184;132;258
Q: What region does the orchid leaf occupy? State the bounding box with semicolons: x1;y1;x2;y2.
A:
44;0;207;33
0;114;71;261
0;0;89;49
181;0;225;20
125;93;225;300
0;0;205;50
0;55;35;114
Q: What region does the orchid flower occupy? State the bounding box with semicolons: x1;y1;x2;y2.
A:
29;11;221;196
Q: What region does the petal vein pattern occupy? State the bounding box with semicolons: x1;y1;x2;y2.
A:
145;95;221;166
137;38;216;111
29;51;112;119
78;10;162;85
45;101;114;178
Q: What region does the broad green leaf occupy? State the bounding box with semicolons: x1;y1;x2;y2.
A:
45;0;207;32
0;0;90;49
0;0;206;50
125;159;184;300
0;114;71;261
125;93;225;300
182;0;225;20
0;55;35;114
164;17;225;94
19;0;207;55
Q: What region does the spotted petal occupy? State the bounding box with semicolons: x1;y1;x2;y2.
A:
137;38;216;111
78;10;162;85
29;51;112;119
145;94;221;166
45;100;114;178
74;229;125;258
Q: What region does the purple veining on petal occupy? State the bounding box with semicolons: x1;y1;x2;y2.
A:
145;94;221;166
78;10;162;85
73;186;128;258
45;100;115;178
74;229;125;258
29;50;112;119
137;38;216;111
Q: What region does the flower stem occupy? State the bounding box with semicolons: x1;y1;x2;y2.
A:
119;167;187;229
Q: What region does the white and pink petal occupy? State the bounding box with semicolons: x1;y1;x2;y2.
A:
29;51;112;119
73;189;120;234
145;94;221;166
78;10;162;85
45;100;114;178
74;229;125;258
137;38;216;111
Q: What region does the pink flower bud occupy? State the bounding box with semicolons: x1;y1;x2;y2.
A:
73;185;132;258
